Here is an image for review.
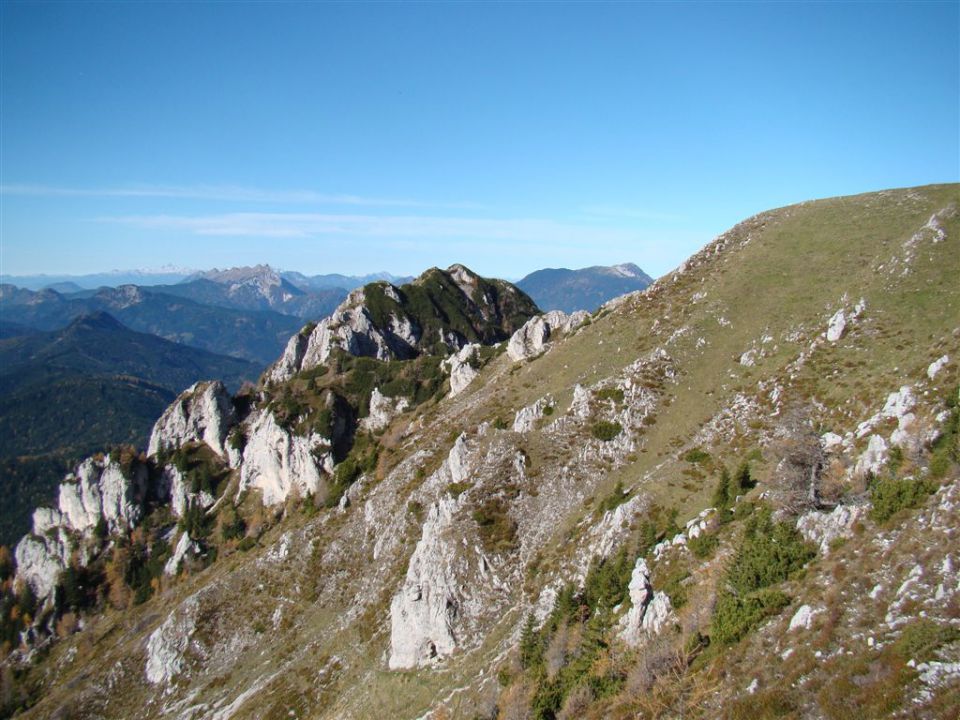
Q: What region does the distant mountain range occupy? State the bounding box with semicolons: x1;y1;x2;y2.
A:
0;312;260;544
0;283;303;365
1;263;653;366
2;265;411;293
516;262;654;313
2;267;195;291
161;265;351;318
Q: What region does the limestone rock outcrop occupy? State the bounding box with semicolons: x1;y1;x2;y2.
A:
442;343;481;397
14;456;148;604
145;596;199;685
361;388;410;431
160;465;216;519
268;266;538;381
148;381;237;462
238;409;335;505
797;504;865;555
513;395;554;432
618;557;673;647
266;327;312;384
506;310;589;361
388;496;461;669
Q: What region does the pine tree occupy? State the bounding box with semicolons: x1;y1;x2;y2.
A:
712;466;732;509
519;613;542;671
734;461;753;495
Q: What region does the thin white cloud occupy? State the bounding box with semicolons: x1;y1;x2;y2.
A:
580;204;685;222
0;183;477;209
96;212;639;246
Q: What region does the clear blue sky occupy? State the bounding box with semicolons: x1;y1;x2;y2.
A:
1;1;957;280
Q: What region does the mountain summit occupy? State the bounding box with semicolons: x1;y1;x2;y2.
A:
268;263;540;381
517;262;654;313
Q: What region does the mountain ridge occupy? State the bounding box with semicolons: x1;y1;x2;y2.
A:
1;183;958;720
517;262;654;313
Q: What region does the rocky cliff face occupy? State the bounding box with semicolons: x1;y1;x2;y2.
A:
268;265;538;381
238;408;337;505
505;309;589;361
148;380;238;461
14;455;149;605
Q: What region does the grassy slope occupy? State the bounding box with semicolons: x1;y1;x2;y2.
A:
11;184;959;720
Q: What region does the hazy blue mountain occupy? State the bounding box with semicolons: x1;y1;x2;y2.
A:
1;267;193;290
281;270;413;291
168;265;349;318
0;284;302;365
517;262;654;313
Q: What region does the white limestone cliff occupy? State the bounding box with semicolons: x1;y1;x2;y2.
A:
513;395;554;433
442;343;481;397
14;456;148;604
238;409;334;505
361;388;410;432
506;310;589;362
148;381;237;461
618;557;674;647
797;504;865;555
266;329;311;384
160;465;216;519
145;595;199;685
388;496;462;669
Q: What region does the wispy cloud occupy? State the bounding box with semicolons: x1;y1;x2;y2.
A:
96;212;639;246
0;183;477;209
580;204;685;222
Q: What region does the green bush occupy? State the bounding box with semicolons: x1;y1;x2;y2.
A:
710;506;814;645
472;497;518;554
446;481;474;499
597;480;630;514
869;476;936;523
582;546;633;612
683;447;710;464
227;427;246;453
890;618;960;662
712;588;791;645
590;420;623;441
711;466;732;508
687;532;718;559
594;387;625;404
929;396;958;478
660;568;690;610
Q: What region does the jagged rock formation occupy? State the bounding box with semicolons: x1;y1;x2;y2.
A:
14;456;148;604
147;380;237;461
237;409;336;505
360;388;410;431
505;309;589;361
617;557;674;646
796;504;865;555
388;496;461;669
441;343;481;397
512;395;554;432
144;595;199;685
268;265;537;381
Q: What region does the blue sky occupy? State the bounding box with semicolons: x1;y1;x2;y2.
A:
1;1;957;280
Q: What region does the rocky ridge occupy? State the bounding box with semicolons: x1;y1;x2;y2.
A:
1;185;958;720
